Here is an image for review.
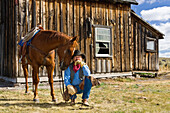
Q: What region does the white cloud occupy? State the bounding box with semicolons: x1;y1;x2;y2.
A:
152;22;170;58
146;0;157;4
159;52;170;58
141;6;170;21
136;0;145;4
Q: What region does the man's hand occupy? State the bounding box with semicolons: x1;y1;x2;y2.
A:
74;60;86;67
67;85;77;95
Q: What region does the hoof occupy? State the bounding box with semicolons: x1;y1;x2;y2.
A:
52;99;57;102
25;91;29;94
33;98;39;103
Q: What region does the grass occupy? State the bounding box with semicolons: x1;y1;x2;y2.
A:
0;79;169;113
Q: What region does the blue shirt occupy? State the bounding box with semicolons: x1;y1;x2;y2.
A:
64;64;91;86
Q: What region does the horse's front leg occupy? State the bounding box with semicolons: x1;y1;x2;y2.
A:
22;64;29;93
32;65;40;102
46;64;57;102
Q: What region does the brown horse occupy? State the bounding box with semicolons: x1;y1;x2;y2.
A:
20;30;78;102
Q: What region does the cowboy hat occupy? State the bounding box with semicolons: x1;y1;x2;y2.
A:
72;50;85;59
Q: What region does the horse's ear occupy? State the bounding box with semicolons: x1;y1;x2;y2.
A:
70;36;79;42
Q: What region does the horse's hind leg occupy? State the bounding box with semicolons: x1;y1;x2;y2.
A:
46;65;57;102
22;64;29;93
32;65;40;102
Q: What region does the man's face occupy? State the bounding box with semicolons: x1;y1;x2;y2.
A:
73;55;82;62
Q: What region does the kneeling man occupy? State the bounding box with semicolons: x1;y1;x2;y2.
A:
64;50;92;106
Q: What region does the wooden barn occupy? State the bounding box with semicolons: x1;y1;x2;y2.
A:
0;0;164;82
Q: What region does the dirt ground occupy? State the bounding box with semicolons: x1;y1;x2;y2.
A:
0;72;170;90
0;73;169;113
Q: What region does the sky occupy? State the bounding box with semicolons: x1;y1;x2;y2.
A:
131;0;170;58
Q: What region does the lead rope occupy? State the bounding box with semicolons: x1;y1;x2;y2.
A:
60;70;66;102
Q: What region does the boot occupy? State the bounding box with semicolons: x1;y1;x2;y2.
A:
70;98;75;105
82;99;89;106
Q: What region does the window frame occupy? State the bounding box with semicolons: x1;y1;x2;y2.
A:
145;36;156;52
93;25;113;58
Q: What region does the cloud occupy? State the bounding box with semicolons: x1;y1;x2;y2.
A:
152;22;170;57
136;0;168;5
146;0;157;4
140;6;170;21
136;0;145;4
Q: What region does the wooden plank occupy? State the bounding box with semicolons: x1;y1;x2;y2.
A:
60;1;63;32
66;0;69;35
98;2;102;25
10;0;14;77
56;0;60;31
114;5;120;72
123;5;127;71
48;0;53;30
101;59;106;73
83;1;87;58
120;4;124;72
128;7;132;71
111;4;116;72
80;1;84;51
156;38;159;70
42;0;46;29
32;0;36;28
125;6;130;71
86;1;91;67
14;0;19;77
135;22;138;70
75;0;80;36
96;59;101;73
62;0;66;34
106;59;111;73
36;0;40;24
141;26;145;70
26;0;30;31
69;0;73;36
138;24;142;70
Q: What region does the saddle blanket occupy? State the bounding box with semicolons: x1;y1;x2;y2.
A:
18;28;41;47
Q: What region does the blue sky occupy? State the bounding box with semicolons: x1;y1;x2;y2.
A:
131;0;170;58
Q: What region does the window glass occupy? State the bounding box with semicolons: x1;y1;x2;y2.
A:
95;26;112;57
147;40;155;50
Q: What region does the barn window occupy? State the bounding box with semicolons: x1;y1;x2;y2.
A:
94;25;112;57
146;37;156;52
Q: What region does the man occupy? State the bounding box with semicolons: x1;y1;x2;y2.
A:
64;50;92;106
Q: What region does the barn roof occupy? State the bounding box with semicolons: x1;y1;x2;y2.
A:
92;0;138;5
131;10;164;39
116;0;138;5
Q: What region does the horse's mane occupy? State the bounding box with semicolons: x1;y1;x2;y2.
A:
42;30;79;48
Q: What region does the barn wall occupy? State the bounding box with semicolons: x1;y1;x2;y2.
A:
0;0;161;78
131;13;159;71
0;0;16;78
18;0;133;76
0;0;133;78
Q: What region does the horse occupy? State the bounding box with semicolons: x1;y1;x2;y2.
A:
19;30;78;102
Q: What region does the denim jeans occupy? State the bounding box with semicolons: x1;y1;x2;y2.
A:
70;77;92;100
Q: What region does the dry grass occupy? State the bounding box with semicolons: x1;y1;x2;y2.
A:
0;78;170;113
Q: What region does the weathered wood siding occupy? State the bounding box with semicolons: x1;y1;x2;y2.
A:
0;0;16;78
131;12;159;71
0;0;161;79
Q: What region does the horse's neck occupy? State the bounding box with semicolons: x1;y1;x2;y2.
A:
43;31;70;52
